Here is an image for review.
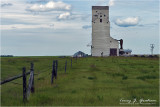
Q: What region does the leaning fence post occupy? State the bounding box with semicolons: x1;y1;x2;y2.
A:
51;60;55;84
65;60;67;73
71;59;72;68
31;62;34;93
22;67;27;102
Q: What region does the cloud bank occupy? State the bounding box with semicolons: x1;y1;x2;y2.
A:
114;17;139;27
82;25;91;29
26;1;71;12
1;3;12;7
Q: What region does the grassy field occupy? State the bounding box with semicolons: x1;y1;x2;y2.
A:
1;56;159;106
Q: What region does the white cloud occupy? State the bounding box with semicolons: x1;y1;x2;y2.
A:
58;12;71;20
109;0;115;6
56;12;82;21
114;17;139;27
26;1;71;12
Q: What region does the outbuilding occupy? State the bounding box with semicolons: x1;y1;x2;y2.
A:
73;51;88;57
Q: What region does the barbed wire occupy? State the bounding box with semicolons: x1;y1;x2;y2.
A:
10;81;22;85
37;67;52;75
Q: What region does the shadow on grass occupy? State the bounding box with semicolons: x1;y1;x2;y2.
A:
136;75;158;80
88;76;97;80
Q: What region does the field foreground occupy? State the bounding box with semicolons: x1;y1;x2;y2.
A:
1;56;159;106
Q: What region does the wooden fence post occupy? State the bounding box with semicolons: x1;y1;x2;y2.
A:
51;60;55;84
65;60;67;73
55;60;58;79
71;59;72;68
22;67;27;102
31;62;34;93
27;67;34;99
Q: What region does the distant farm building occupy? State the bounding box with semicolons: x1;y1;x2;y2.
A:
73;51;88;57
123;49;132;56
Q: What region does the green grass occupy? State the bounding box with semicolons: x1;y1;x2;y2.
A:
1;56;159;106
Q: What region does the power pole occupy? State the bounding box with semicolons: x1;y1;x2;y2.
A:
150;44;155;55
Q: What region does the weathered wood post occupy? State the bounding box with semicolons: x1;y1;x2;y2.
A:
65;60;67;73
56;60;58;72
55;60;58;79
71;59;72;68
31;62;34;93
22;67;27;102
27;67;34;98
51;60;55;84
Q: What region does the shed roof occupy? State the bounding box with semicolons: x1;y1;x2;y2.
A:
124;49;132;53
73;51;87;57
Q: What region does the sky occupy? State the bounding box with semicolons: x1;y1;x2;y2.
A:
0;0;159;56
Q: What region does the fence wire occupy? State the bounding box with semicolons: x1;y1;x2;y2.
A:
37;67;52;75
10;81;22;85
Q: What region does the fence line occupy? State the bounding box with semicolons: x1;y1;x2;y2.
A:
1;58;77;85
1;58;77;102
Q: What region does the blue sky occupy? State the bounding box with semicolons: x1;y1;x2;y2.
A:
1;0;159;56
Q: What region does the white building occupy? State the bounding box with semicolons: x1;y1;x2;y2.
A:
91;6;119;56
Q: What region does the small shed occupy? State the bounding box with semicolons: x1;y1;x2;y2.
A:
73;51;88;57
123;49;132;56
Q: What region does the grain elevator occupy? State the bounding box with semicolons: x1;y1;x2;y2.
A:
91;6;119;56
